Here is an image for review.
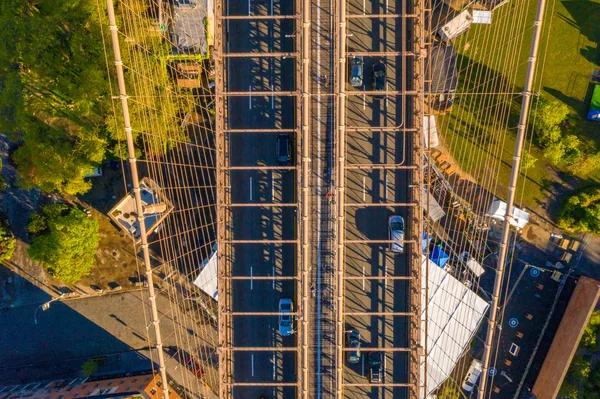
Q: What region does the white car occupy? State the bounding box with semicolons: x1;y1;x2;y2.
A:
462;359;483;392
388;215;405;253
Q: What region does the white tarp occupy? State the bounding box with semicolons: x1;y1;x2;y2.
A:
424;189;446;223
486;199;530;229
420;256;489;397
472;10;492;24
193;245;218;300
466;258;485;277
423;115;439;148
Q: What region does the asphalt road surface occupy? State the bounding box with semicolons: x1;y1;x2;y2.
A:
226;0;298;398
342;0;415;397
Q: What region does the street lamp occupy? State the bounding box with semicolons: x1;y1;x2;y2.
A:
34;294;65;325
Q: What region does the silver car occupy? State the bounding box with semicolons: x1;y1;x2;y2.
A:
388;215;405;253
350;56;364;87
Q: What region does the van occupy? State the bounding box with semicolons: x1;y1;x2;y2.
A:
462;359;483;392
437;10;472;42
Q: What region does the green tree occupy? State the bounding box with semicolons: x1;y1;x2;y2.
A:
27;213;47;235
437;380;463;399
583;362;600;399
582;311;600;352
0;225;15;263
557;187;600;235
82;359;99;377
531;97;570;139
560;355;590;398
521;151;537;171
28;204;99;284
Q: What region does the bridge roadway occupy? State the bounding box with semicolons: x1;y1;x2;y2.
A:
216;0;421;397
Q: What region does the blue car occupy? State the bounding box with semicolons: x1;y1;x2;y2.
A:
279;298;293;336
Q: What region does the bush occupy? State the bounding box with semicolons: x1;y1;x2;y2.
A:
582;311;600;352
557;187;600;235
27;213;47;235
82;359;99;377
28;204;99;284
0;226;15;263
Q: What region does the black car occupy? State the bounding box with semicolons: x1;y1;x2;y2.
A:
368;352;382;383
276;134;292;164
372;62;386;99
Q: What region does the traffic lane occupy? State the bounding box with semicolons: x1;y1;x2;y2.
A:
345;243;409;278
226;96;295;129
345;131;403;165
227;0;294;16
345;56;399;92
231;243;296;278
347;18;399;53
345;206;409;241
345;169;411;205
227;19;294;54
229;134;298;169
229;206;294;240
344;279;409;314
345;95;399;129
233;386;296;399
233;312;295;348
227;57;295;92
231;279;295;312
346;0;401;15
233;349;296;383
229;170;294;203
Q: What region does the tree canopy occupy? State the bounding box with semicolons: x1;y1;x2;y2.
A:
558;187;600;235
28;204;99;284
0;225;15;263
0;0;110;194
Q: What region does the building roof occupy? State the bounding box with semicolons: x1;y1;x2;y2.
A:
0;373;181;399
170;0;209;54
426;45;458;94
486;199;530;230
193;244;218;300
532;276;600;399
420;255;489;397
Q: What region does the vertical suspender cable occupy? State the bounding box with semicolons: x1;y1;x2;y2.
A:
478;0;547;396
105;1;170;398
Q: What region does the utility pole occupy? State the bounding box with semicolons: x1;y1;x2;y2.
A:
478;0;547;396
106;2;170;398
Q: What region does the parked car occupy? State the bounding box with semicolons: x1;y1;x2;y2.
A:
346;330;361;363
184;354;205;378
276;134;292;164
462;359;483;392
372;62;386;99
368;352;382;383
388;215;405;253
278;298;293;336
350;56;364;87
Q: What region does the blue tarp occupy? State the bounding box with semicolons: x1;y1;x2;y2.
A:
422;232;432;252
430;246;450;268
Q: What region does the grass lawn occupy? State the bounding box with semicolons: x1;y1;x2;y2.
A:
439;0;600;210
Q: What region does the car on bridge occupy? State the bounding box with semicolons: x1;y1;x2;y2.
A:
368;352;382;383
276;134;292;165
278;298;293;336
350;56;364;87
346;330;361;363
388;215;405;254
372;62;386;99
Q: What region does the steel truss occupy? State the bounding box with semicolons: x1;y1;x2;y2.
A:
215;0;307;395
336;3;424;398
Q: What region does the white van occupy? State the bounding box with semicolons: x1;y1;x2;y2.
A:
438;10;473;42
462;359;483;392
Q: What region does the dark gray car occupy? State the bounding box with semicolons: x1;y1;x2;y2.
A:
369;352;382;383
276;134;291;164
350;56;364;87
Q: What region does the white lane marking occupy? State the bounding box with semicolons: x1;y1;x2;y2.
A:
250;266;253;290
385;262;388;289
251;354;255;376
383;355;387;381
271;173;275;200
271;84;275;109
248;0;251;15
385;81;389;108
249;85;252;109
272;353;276;380
362;267;366;291
384;171;388;200
273;266;275;289
363;92;366;110
385;0;388;13
362;355;365;377
249;177;253;201
363;0;366;14
271;0;273;15
362;176;366;201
